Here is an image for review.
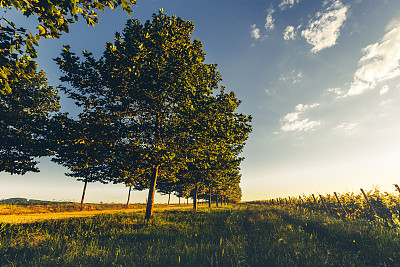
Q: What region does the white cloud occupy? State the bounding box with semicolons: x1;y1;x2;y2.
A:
334;122;359;131
279;70;303;84
347;15;400;96
283;112;299;123
380;85;390;95
250;24;261;40
326;87;345;97
295;103;319;111
281;119;321;132
283;26;296;40
279;0;301;10
265;8;275;31
280;103;321;132
301;0;348;53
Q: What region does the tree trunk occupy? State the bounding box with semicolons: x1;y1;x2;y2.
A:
179;197;180;205
209;187;212;208
187;197;188;204
80;180;88;210
126;186;132;207
216;194;219;207
193;183;198;211
145;165;160;220
168;193;171;205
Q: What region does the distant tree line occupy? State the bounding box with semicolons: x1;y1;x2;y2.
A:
1;5;252;220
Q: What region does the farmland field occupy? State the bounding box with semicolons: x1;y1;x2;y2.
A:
1;203;400;266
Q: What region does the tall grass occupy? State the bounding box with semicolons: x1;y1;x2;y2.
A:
1;204;400;266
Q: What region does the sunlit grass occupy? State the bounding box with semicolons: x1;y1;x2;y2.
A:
0;203;176;215
1;204;400;266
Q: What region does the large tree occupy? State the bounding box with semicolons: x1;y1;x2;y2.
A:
0;0;136;94
0;70;60;174
55;11;221;220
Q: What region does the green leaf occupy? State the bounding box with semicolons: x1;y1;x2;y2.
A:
37;25;46;35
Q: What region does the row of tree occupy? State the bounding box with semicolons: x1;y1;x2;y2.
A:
1;4;252;220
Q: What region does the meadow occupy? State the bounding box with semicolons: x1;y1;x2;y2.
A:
1;202;400;266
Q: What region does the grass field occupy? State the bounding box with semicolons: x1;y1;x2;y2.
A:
0;203;148;215
1;203;400;266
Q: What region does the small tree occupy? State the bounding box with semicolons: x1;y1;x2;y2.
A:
50;115;113;208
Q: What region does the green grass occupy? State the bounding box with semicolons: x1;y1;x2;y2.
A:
1;204;400;266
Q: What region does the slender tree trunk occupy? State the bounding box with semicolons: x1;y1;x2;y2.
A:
179;197;180;205
187;197;188;204
126;186;132;207
209;187;212;208
145;165;160;220
80;180;88;211
168;193;171;205
216;194;219;207
193;183;198;211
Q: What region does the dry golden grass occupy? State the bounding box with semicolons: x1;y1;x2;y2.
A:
0;203;197;224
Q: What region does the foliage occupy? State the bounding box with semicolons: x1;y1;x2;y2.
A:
0;0;136;94
49;114;119;184
0;70;60;174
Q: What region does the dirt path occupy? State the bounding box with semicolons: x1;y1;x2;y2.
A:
0;205;196;224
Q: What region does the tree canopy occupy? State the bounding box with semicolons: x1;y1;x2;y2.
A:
0;70;60;174
0;0;136;94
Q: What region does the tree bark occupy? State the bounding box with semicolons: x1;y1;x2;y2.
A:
145;165;160;220
80;180;88;211
168;193;171;205
193;183;198;211
126;186;132;207
216;194;219;207
209;187;212;208
179;197;180;205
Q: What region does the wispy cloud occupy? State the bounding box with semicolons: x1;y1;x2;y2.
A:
280;103;321;132
265;8;275;31
326;87;345;98
346;15;400;96
380;85;390;95
283;25;296;40
279;70;303;84
279;0;301;10
250;24;261;40
334;122;359;131
301;0;348;53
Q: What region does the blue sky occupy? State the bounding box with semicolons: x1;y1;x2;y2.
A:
1;0;400;203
